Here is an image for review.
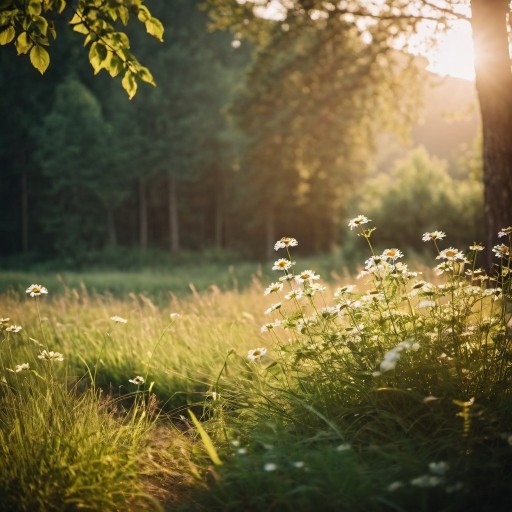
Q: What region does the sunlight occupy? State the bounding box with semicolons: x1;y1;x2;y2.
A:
421;21;475;81
245;0;476;81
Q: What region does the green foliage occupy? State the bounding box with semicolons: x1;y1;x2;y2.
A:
0;328;165;510
201;224;512;510
0;0;163;97
353;147;484;252
35;75;127;259
1;221;512;509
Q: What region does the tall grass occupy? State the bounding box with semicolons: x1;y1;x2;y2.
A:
1;222;511;511
193;224;512;511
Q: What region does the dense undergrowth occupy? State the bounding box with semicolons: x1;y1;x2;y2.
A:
1;219;511;511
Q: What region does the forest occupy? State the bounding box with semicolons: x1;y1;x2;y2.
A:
0;0;484;268
1;1;512;511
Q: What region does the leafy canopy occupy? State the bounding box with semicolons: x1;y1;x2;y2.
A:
0;0;164;98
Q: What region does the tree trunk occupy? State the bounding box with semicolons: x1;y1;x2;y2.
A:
214;185;223;250
168;175;180;254
138;177;148;251
107;210;117;247
265;207;275;261
470;0;512;265
20;171;28;253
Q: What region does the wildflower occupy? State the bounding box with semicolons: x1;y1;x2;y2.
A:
438;353;454;365
237;448;248;455
422;231;446;242
304;283;326;296
417;299;436;309
169;313;181;319
26;284;48;297
295;269;320;284
248;347;268;360
284;289;303;301
498;226;512;238
129;376;145;385
348;215;370;230
411;475;444;487
429;461;449;476
264;303;282;315
272;258;294;271
391;262;418;279
292;461;305;469
264;462;277;472
0;318;10;324
320;306;339;319
334;285;356;298
382;248;403;261
492;244;510;258
278;274;295;282
435;261;453;275
38;350;64;362
274;237;298;251
387;481;405;492
379;341;411;373
6;325;22;333
445;482;464;493
15;363;30;372
469;243;484;251
264;281;283;295
110;315;128;324
436;247;466;261
260;321;281;332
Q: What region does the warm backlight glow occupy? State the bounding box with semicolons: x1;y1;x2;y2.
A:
424;21;475;81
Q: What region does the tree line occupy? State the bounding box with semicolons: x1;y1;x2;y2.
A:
0;0;488;266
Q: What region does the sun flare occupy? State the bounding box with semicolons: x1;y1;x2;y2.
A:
423;21;475;81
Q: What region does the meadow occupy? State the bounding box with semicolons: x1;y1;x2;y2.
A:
1;220;511;511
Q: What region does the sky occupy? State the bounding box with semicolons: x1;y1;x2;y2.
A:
412;20;475;81
245;0;476;81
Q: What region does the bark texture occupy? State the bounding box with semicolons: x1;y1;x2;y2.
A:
471;0;512;262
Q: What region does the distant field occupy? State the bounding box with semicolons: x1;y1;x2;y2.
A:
0;253;353;300
0;264;264;300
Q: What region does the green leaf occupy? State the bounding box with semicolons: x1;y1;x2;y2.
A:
26;0;42;16
72;23;89;35
118;5;129;25
0;26;15;45
121;70;137;99
106;54;123;78
136;65;155;86
88;41;107;74
137;5;151;23
15;32;33;54
188;409;222;466
145;17;163;42
30;44;49;73
69;13;82;25
32;15;48;36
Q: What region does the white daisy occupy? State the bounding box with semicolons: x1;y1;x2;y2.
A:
248;347;267;360
348;215;370;230
38;350;64;362
110;315;128;324
272;258;294;271
422;231;446;242
26;284;48;297
274;237;298;251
